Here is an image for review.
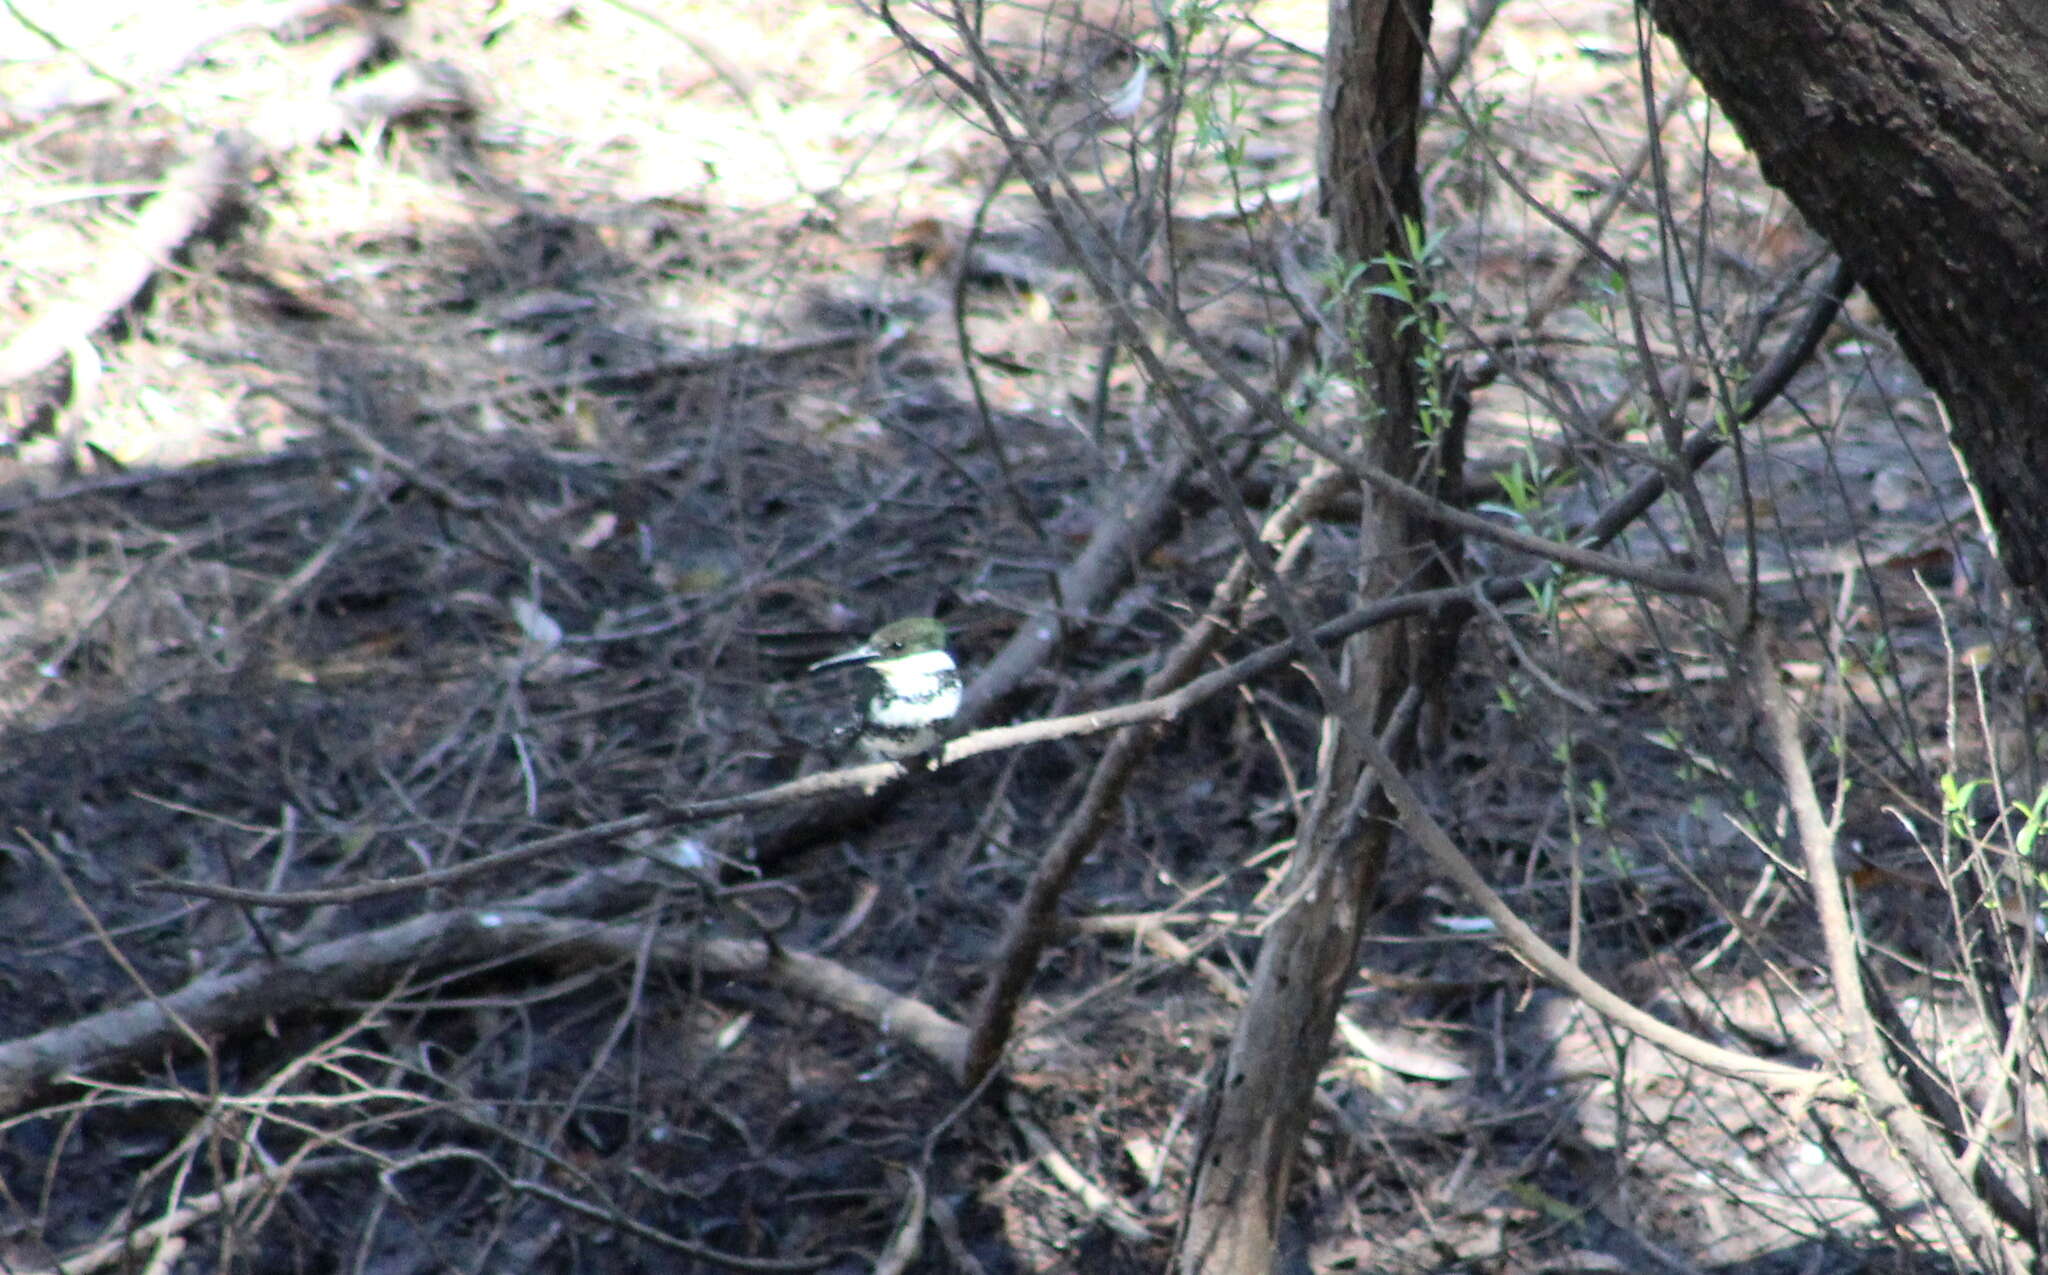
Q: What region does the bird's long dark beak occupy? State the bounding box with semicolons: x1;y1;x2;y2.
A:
808;642;878;673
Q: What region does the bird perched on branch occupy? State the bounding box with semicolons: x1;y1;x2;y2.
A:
808;617;962;760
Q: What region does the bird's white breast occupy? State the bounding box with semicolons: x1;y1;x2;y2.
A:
868;649;962;725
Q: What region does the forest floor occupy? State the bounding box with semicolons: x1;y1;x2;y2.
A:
0;1;2027;1272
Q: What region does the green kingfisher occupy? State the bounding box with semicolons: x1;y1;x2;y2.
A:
808;617;962;760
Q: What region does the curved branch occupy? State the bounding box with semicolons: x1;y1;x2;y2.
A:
0;869;969;1115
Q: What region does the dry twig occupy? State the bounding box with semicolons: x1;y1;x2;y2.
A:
0;135;252;389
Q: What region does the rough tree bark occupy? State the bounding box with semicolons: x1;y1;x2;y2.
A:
1645;0;2048;636
1175;1;1458;1270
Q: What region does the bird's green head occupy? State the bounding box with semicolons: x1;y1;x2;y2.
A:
809;617;950;673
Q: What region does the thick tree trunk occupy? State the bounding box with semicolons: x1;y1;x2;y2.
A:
1175;1;1457;1270
1645;0;2048;628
